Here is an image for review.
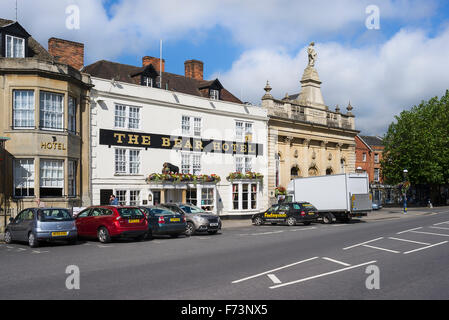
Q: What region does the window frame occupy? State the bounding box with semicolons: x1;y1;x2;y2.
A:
39;159;64;198
5;34;25;58
12;89;35;129
13;158;35;198
39;91;64;132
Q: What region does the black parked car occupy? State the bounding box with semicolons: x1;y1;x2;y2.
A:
252;202;319;226
139;206;187;239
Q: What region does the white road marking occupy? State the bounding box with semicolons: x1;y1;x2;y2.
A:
322;257;351;267
388;237;431;246
289;227;316;232
429;226;449;231
410;231;449;237
403;241;448;255
267;274;282;284
97;245;114;248
397;227;422;235
16;248;26;252
232;257;319;284
433;221;449;226
32;250;49;254
343;237;384;250
362;245;400;254
269;261;377;289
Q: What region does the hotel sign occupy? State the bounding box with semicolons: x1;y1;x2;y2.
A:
99;129;263;156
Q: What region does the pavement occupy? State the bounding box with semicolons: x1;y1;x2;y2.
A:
0;206;448;300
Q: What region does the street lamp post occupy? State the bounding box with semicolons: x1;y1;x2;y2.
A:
403;169;408;214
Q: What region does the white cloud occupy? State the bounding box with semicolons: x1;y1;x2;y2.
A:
216;26;449;135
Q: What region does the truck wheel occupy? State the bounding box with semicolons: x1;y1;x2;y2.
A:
286;217;296;226
323;213;334;224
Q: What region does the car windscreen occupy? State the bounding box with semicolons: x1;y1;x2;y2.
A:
118;208;145;218
179;205;205;214
301;203;318;211
150;208;181;216
38;209;73;222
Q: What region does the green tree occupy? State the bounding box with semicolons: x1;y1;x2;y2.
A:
381;90;449;203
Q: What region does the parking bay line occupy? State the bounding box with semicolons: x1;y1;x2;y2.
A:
269;260;377;289
410;231;449;237
322;257;351;267
397;227;422;235
343;237;384;250
403;241;448;255
388;237;431;246
362;245;400;254
429;226;449;231
232;257;319;284
267;274;282;284
433;221;449;226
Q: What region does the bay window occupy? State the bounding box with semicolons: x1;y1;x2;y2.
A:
40;92;64;131
68;96;77;134
68;160;76;197
13;159;35;197
40;160;64;197
13;90;35;129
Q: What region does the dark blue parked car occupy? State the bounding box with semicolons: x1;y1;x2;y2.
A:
139;206;186;239
4;208;77;247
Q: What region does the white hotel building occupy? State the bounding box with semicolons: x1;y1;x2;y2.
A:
83;58;268;217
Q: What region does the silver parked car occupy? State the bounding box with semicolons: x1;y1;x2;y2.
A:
4;208;77;247
162;203;221;236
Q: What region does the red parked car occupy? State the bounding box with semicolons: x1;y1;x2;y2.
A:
75;206;148;243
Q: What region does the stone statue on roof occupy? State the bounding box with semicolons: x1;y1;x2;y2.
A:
307;42;317;67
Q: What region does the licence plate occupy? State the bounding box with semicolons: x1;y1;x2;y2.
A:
52;231;68;237
128;219;140;223
309;212;315;215
170;218;180;222
210;223;219;227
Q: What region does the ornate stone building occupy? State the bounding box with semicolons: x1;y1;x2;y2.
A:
263;42;359;203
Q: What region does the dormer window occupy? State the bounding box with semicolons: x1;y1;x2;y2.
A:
143;76;154;87
210;89;220;100
6;35;25;58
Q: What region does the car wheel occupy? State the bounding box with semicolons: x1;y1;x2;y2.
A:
4;230;13;244
286;217;296;226
145;229;153;240
253;217;263;226
323;213;334;224
28;232;39;248
97;227;111;243
185;222;195;237
207;230;218;235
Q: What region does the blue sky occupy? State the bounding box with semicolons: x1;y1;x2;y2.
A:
1;0;449;135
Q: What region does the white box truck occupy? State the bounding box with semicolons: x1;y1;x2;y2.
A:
287;173;372;223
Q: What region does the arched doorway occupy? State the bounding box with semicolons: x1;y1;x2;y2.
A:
326;167;333;175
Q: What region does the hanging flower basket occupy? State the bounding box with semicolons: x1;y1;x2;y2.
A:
275;186;287;196
146;173;221;184
227;172;264;180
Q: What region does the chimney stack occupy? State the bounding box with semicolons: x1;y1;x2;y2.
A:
48;38;84;70
184;59;204;81
142;56;165;73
